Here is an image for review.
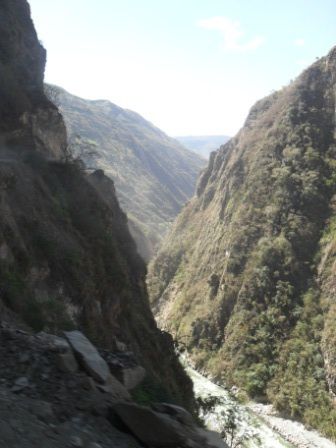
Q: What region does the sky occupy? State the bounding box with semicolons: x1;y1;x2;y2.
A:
29;0;336;137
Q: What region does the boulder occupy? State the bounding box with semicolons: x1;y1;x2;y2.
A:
196;428;229;448
111;402;229;448
151;403;195;427
36;332;71;353
111;402;186;447
64;331;110;383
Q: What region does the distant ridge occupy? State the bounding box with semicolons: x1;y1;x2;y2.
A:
176;135;230;159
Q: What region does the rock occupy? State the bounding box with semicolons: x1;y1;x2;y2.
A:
96;374;131;401
111;402;186;447
0;242;13;262
196;428;229;448
120;365;146;390
151;403;194;427
56;351;79;374
29;400;55;423
19;352;31;364
11;376;29;392
80;376;97;392
111;402;228;448
69;435;83;447
37;332;71;353
64;331;110;383
115;339;127;352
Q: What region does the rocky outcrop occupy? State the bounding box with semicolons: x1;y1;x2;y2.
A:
64;331;117;385
148;46;336;438
0;323;228;448
0;0;67;159
0;0;194;412
111;402;228;448
45;85;206;261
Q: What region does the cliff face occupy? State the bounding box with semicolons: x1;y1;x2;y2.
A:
44;85;206;261
149;47;336;437
0;0;67;158
0;0;193;409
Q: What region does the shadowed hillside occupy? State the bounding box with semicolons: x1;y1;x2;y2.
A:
0;0;194;410
45;85;206;261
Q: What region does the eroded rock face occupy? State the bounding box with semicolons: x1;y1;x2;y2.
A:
0;0;67;159
0;0;194;411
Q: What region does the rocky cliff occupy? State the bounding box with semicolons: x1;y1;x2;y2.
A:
0;0;194;411
148;46;336;439
44;85;206;261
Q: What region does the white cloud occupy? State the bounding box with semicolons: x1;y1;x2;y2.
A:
198;16;264;52
294;38;305;47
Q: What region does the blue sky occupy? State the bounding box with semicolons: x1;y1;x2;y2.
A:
29;0;336;136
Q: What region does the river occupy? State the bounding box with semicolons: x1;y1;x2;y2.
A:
185;364;336;448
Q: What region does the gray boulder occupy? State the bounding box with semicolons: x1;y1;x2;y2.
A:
111;402;229;448
64;331;110;383
151;403;195;427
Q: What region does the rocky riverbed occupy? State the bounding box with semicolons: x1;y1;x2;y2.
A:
185;364;336;448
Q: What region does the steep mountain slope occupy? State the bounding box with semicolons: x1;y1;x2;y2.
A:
0;0;194;409
45;85;206;261
176;135;230;159
148;47;336;438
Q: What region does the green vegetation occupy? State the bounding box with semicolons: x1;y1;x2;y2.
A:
268;289;336;440
131;375;176;407
148;49;336;439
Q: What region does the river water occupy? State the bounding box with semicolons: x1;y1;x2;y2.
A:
185;364;336;448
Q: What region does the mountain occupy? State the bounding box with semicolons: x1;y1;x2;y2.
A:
176;135;230;159
0;0;194;410
45;85;206;261
148;47;336;439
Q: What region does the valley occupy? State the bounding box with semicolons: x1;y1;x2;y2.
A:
0;0;335;446
45;85;205;261
187;363;336;448
148;45;336;440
